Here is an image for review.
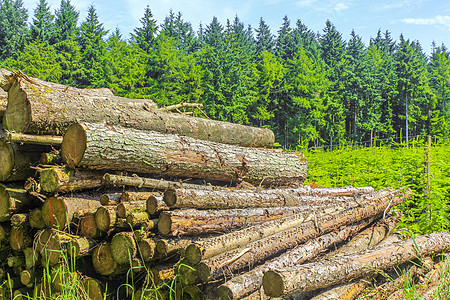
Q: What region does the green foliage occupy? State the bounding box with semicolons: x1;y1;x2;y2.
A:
0;0;29;60
303;137;450;234
53;0;79;44
132;5;158;53
31;0;54;44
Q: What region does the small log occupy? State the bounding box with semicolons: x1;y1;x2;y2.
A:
146;195;168;215
216;218;375;299
104;173;216;191
0;185;33;221
83;277;104;300
120;191;160;202
39;151;63;165
110;232;137;265
35;229;73;267
79;212;103;238
41;196;102;230
4;131;62;146
20;269;36;286
138;238;156;262
0;140;37;181
117;201;146;218
29;208;45;229
67;236;97;257
10;213;28;227
158;205;342;236
163;186;374;209
126;213;157;230
95;206;117;232
186;188;410;264
4;73;273;147
10;226;32;251
99;193;122;206
92;242;128;276
39;167;104;193
156;237;198;256
0;223;10;243
7;255;25;267
176;259;197;286
61;122;305;186
23;247;38;269
262;231;450;297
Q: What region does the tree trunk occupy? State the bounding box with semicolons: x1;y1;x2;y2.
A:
4;131;62;146
216;218;375;300
0;140;38;181
39;167;105;193
163;186;373;209
262;231;450;297
103;173;216;191
0;186;33;221
61;122;305;186
146;195;168;215
185;188;411;265
41;196;102;230
4;74;274;148
158;205;347;236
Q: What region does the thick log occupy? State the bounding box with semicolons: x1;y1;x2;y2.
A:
216;218;375;299
117;201;146;218
158;205;346;236
0;186;33;221
103;173;216;191
67;236;97;257
92;242;128;276
262;231;450;297
4;73;274;147
61;122;305;186
39;166;104;193
111;231;137;264
185;188;410;265
0;140;36;181
138;238;156;262
163;186;374;209
95;206;117;232
41;196;102;230
4;131;62;146
79;212;103;238
29;208;45;229
146;195;169;215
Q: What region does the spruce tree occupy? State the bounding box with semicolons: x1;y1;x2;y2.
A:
132;5;158;53
31;0;54;44
53;0;79;44
255;17;274;55
275;16;295;61
0;0;29;60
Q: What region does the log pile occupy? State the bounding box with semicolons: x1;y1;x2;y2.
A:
0;69;446;300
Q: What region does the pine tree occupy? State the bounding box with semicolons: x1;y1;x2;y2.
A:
161;10;198;53
132;5;158;53
53;0;79;44
429;44;450;125
293;19;320;58
30;0;54;43
77;4;108;87
202;16;225;48
255;17;274;55
275;16;295;61
0;0;29;60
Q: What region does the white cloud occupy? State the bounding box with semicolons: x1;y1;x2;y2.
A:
402;15;450;30
295;0;352;14
335;2;350;11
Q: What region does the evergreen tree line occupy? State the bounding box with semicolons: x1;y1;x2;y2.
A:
1;0;449;148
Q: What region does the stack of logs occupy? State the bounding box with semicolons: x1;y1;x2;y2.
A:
0;68;449;300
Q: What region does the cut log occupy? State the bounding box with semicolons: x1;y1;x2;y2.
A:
120;191;159;203
0;185;33;221
61;122;305;186
35;229;73;267
158;205;346;236
20;269;36;286
186;188;411;265
4;131;62;146
95;206;117;232
111;232;137;265
39;151;63;165
29;208;45;229
126;212;156;230
92;242;128;276
4;73;274;147
99;193;122;206
262;231;450;297
79;212;103;238
146;195;169;215
10;213;28;227
156;237;199;256
23;247;38;269
163;186;374;209
10;226;32;251
83;277;104;300
39;167;104;193
0;140;36;181
117;201;146;218
67;236;97;258
138;238;156;262
41;196;102;230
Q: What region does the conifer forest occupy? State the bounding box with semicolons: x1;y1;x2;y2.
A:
1;0;449;148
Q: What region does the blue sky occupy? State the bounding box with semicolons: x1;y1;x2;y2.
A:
22;0;450;54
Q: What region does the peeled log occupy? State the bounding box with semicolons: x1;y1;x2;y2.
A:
4;74;274;147
263;231;450;297
186;188;411;264
216;219;374;300
61;122;305;186
41;196;102;230
39;167;104;193
158;205;345;236
164;186;374;209
0;186;33;221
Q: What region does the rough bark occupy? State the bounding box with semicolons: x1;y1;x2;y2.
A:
95;206;117;232
120;191;160;203
185;188;408;265
0;93;6;118
39;166;104;193
158;205;347;236
262;231;450;297
41;196;102;230
61;122;305;186
4;131;62;146
310;281;368;300
103;173;217;191
164;186;374;209
146;195;169;215
4;73;274;147
0;185;33;221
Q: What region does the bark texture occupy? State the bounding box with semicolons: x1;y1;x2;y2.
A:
164;186;373;209
0;186;33;221
262;231;450;297
62;122;303;185
4;74;274;147
4;131;62;146
39;167;104;193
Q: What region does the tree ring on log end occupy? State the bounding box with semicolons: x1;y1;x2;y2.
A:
146;195;158;215
262;270;284;297
41;197;67;230
40;168;62;193
185;244;202;265
163;189;177;206
196;262;211;283
95;206;112;232
216;286;233;300
0;186;13;221
111;232;137;265
92;243;118;276
157;212;172;235
61;123;87;169
3;81;31;132
0;140;14;181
